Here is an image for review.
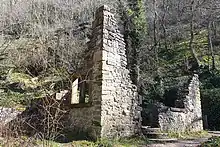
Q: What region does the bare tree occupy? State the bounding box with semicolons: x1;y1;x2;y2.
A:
189;0;200;68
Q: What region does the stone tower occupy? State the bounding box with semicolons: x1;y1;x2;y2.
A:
69;5;142;139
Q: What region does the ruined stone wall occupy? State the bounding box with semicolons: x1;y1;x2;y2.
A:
68;5;141;139
158;74;203;132
68;107;100;139
100;6;141;138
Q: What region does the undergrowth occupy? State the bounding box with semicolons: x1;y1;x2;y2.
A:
201;137;220;147
72;137;148;147
168;130;210;139
0;137;149;147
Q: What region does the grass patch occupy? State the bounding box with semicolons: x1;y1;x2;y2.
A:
7;72;38;89
35;140;65;147
201;137;220;147
0;89;46;107
168;130;210;139
0;137;149;147
72;137;149;147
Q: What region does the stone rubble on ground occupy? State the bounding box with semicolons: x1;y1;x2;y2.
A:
0;107;21;125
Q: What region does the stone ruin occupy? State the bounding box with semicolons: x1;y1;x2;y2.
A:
55;5;203;139
0;5;204;141
66;5;142;139
158;74;203;132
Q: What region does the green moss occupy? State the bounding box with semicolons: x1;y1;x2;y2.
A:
7;72;38;89
0;90;35;107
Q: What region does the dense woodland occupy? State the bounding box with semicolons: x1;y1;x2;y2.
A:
0;0;220;144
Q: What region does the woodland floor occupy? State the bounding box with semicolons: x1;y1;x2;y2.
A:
147;132;220;147
147;138;208;147
0;133;218;147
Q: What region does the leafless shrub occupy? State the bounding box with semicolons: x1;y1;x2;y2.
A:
0;94;71;146
0;0;118;77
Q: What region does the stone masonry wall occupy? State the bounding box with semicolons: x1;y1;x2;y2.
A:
68;5;142;139
158;74;203;132
100;6;141;138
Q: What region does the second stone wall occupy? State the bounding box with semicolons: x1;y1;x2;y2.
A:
158;74;203;132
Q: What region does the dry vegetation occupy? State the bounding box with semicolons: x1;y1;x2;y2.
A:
0;0;118;76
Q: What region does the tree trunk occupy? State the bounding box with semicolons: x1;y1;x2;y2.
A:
161;0;168;51
189;0;200;69
208;21;215;70
153;0;159;64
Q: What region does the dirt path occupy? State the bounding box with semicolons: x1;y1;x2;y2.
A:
146;131;220;147
146;137;209;147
